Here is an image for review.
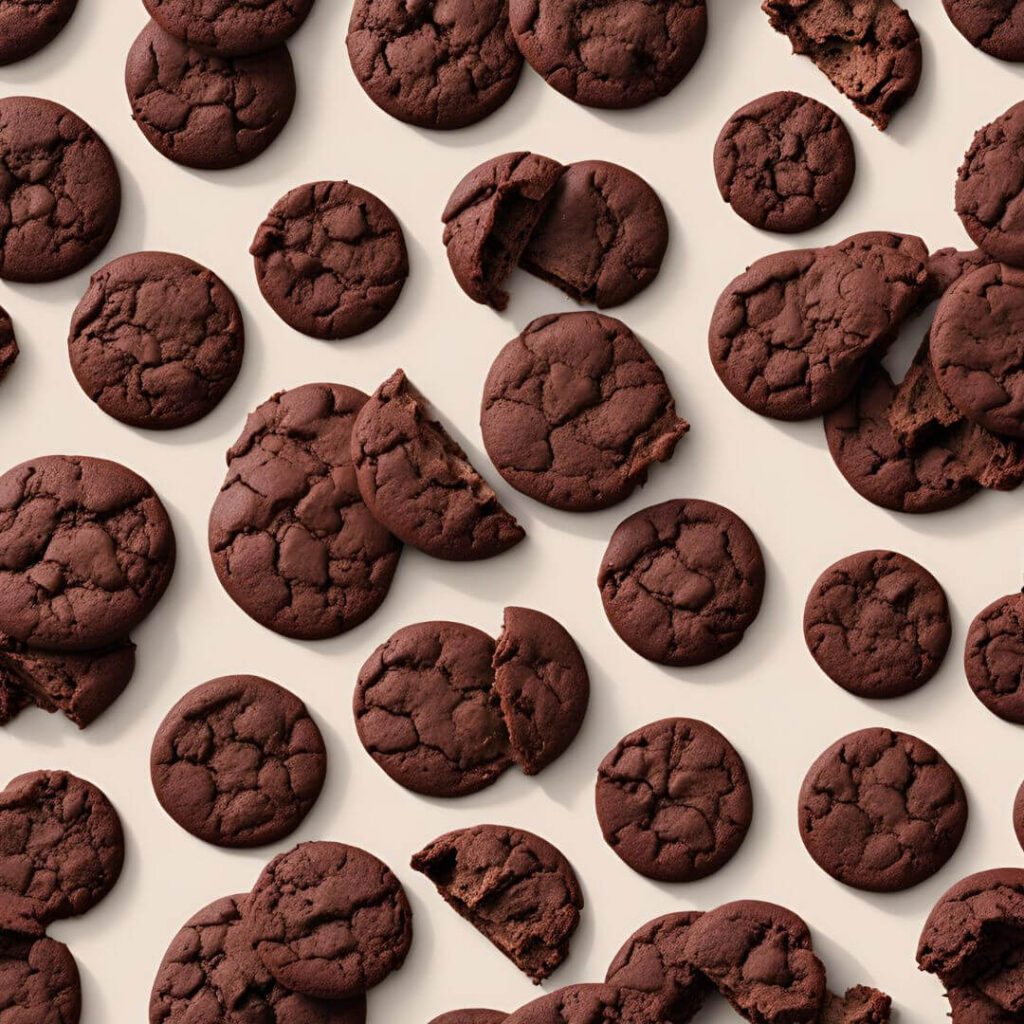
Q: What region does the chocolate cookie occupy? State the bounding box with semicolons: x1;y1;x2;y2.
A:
430;1013;507;1024
0;97;120;283
209;383;402;640
480;312;689;512
126;20;296;170
803;550;951;698
0;307;18;385
520;161;668;308
0;932;81;1024
0;770;123;934
502;983;665;1024
799;727;968;891
965;590;1024;724
347;0;522;129
820;986;892;1024
944;0;1024;60
411;824;583;983
442;152;563;310
1015;781;1024;851
151;675;327;848
248;841;412;1000
509;0;706;109
762;0;921;130
925;246;992;302
251;181;408;340
354;621;511;796
598;499;765;666
352;370;525;561
714;91;855;233
596;717;752;882
68;251;245;429
945;984;1020;1024
0;0;77;64
0;455;175;651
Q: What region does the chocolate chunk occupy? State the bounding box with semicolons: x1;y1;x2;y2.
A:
965;590;1024;724
943;0;1024;60
0;931;81;1024
0;0;77;65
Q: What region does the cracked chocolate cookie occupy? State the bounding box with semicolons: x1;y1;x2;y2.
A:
411;824;583;983
596;717;752;882
209;383;402;640
598;499;765;666
520;161;668;308
0;931;81;1024
0;96;120;283
503;982;664;1024
800;727;968;891
762;0;921;130
68;251;245;430
430;1014;507;1024
714;91;855;233
150;675;327;848
251;181;408;340
820;986;892;1024
0;307;17;385
0;455;175;651
481;312;688;512
803;550;951;698
965;590;1024;723
248;841;412;1000
0;0;77;65
126;20;296;170
352;370;524;561
944;0;1024;60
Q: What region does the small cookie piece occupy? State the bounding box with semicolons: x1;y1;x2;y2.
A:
598;499;765;666
520;161;669;308
209;383;402;640
0;0;77;65
803;550;951;698
248;841;412;1000
925;246;992;302
820;986;891;1024
1015;780;1024;851
480;312;689;512
0;673;30;725
799;727;968;892
0;455;176;652
68;251;245;430
509;0;706;109
946;984;1020;1024
714;91;855;233
150;675;327;848
503;983;663;1024
596;717;752;882
0;307;18;385
0;932;81;1024
964;590;1024;724
251;181;408;340
0;97;120;283
126;21;296;170
943;0;1024;60
411;824;583;983
762;0;921;130
352;370;524;561
430;1014;507;1024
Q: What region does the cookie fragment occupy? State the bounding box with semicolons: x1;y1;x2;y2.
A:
0;0;77;65
502;982;662;1024
430;1013;507;1024
965;590;1024;723
0;308;15;385
943;0;1024;60
820;986;892;1023
0;931;81;1024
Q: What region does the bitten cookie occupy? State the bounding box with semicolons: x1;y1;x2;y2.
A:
0;932;81;1024
0;0;77;64
943;0;1024;60
964;589;1024;723
0;307;16;384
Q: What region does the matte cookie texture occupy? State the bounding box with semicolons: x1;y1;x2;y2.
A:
598;499;765;666
965;590;1024;723
0;0;77;65
502;983;666;1024
1016;781;1024;851
821;986;892;1024
0;931;81;1024
429;1014;507;1024
150;675;327;848
0;307;16;384
209;383;402;640
251;181;408;340
943;0;1024;60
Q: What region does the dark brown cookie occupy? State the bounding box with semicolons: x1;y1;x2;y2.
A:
0;97;120;283
0;0;77;65
944;0;1024;60
354;621;511;797
250;181;408;340
713;91;855;233
945;984;1020;1024
126;20;296;170
0;770;123;935
595;717;752;882
209;383;402;640
0;931;81;1024
150;675;327;848
0;455;176;652
352;370;525;561
248;841;412;1000
820;986;892;1024
520;161;668;308
411;824;583;983
480;312;689;512
762;0;921;130
442;151;563;311
430;1013;507;1024
502;983;666;1024
803;549;951;698
598;499;765;666
0;307;16;385
965;590;1024;724
800;727;968;891
1015;781;1024;852
925;246;992;302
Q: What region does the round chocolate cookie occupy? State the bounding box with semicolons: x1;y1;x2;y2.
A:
944;0;1024;61
480;312;689;512
598;499;765;666
803;549;951;698
429;1014;507;1024
0;932;80;1023
353;621;511;797
150;675;327;848
347;0;522;129
251;181;408;340
209;383;402;640
596;717;752;882
0;96;120;283
799;727;968;891
0;455;175;651
126;20;296;170
965;590;1024;724
248;841;412;1000
0;0;76;65
503;983;664;1024
68;251;244;430
509;0;707;109
0;306;18;384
